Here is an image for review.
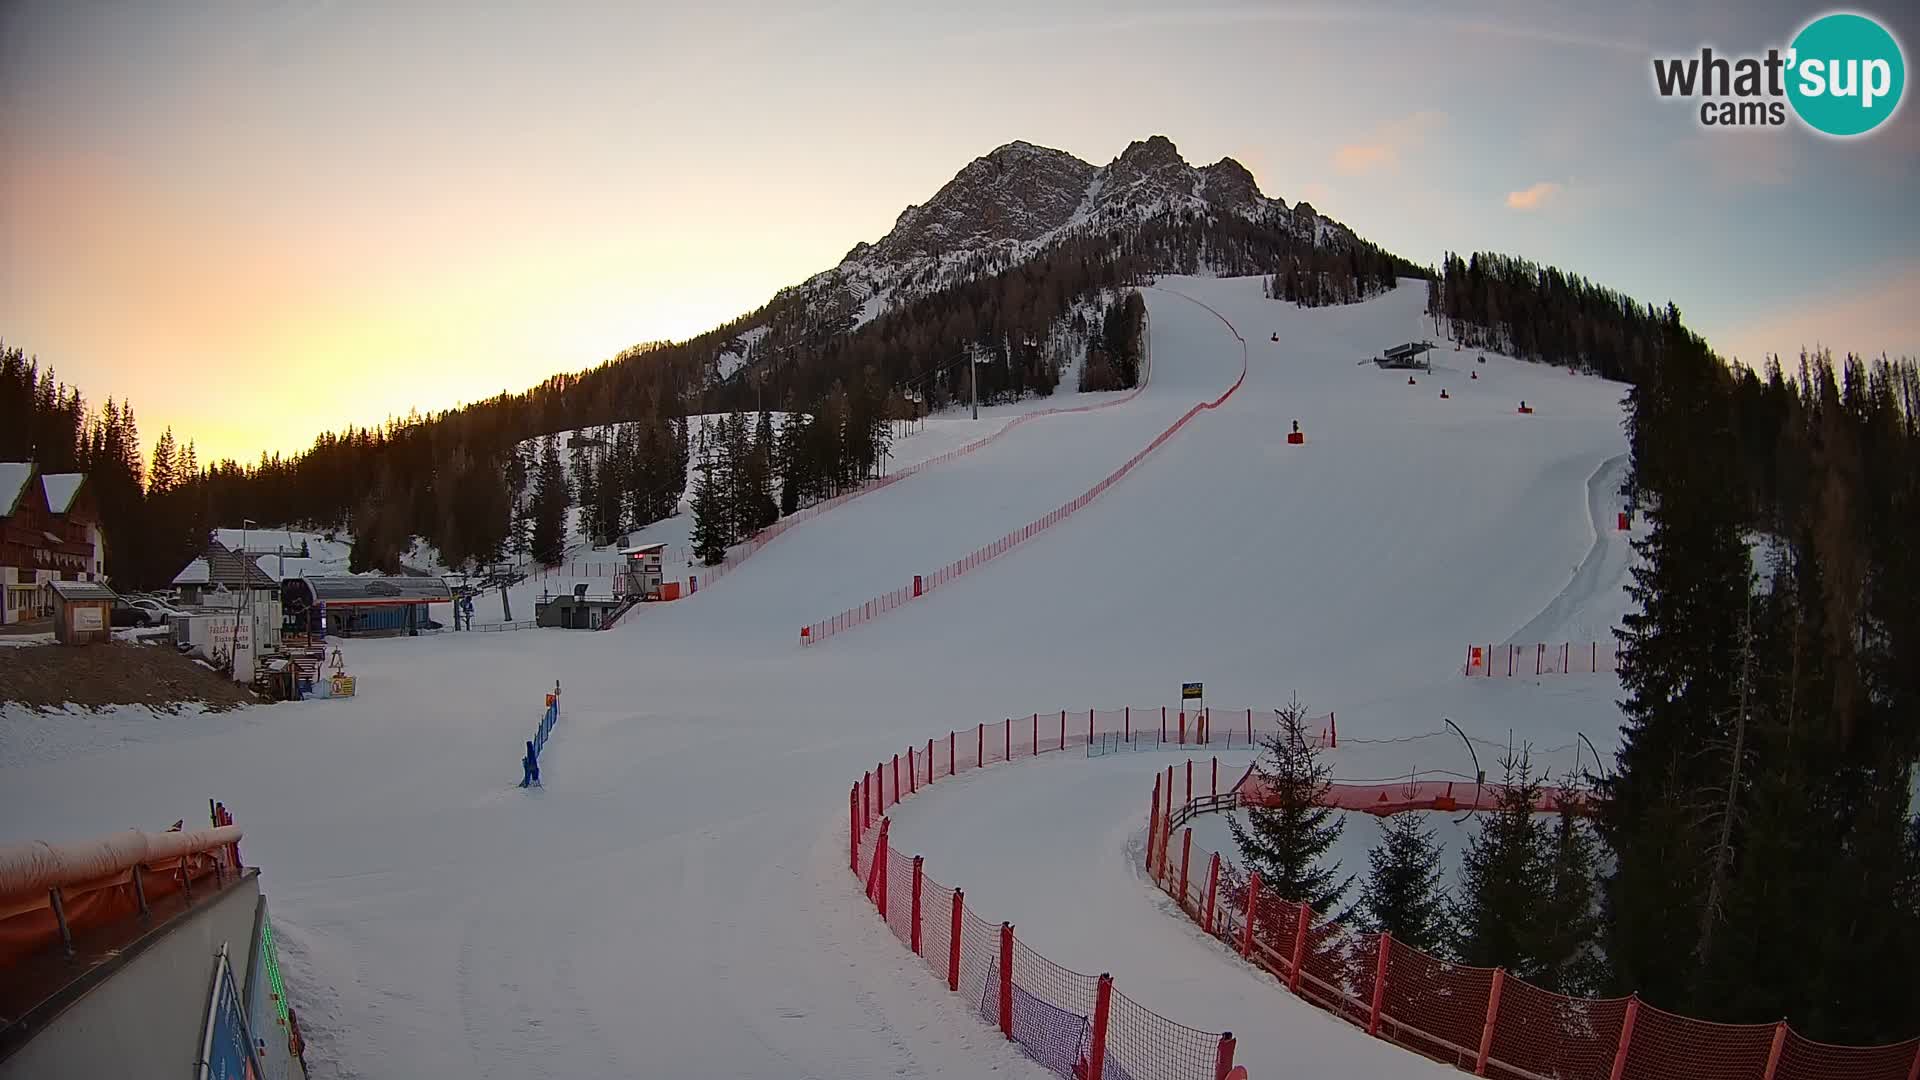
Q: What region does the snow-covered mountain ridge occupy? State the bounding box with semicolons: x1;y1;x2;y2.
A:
706;136;1362;386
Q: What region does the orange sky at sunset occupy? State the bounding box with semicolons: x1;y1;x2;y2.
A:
4;3;1915;469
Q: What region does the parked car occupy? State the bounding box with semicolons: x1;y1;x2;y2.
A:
126;597;184;621
111;599;155;627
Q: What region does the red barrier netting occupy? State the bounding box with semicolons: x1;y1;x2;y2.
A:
956;908;1000;1015
1378;935;1495;1070
1620;1001;1777;1080
918;873;955;978
1298;917;1372;1028
806;327;1248;646
1774;1030;1920;1080
884;850;914;947
1104;983;1225;1080
1486;976;1628;1080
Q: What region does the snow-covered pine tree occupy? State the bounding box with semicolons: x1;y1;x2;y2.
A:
1228;696;1353;914
1358;811;1450;952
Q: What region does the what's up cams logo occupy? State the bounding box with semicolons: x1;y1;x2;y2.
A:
1653;11;1905;136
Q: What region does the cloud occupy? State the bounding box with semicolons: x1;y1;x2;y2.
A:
1332;111;1446;176
1505;181;1562;210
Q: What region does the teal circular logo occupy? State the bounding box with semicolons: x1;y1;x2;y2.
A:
1787;13;1905;136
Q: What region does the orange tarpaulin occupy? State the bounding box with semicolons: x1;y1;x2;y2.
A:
0;827;243;967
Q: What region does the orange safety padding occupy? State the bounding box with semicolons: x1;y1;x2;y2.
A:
660;581;681;601
0;851;228;967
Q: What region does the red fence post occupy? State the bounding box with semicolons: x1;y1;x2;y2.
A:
1005;719;1011;762
1203;852;1221;933
998;923;1014;1039
1179;710;1187;745
866;818;890;906
1032;713;1038;754
892;754;901;804
863;772;873;829
910;855;924;955
1060;709;1066;751
1179;828;1192;906
1124;706;1130;742
927;738;935;782
948;888;964;991
1475;968;1506;1075
1608;996;1639;1080
907;746;916;794
1241;873;1262;957
1214;1033;1237;1080
1288;900;1311;992
1088;973;1113;1080
1186;758;1193;805
949;730;956;775
1368;932;1392;1036
1161;706;1167;744
978;722;984;766
1147;776;1162;873
1329;710;1337;748
1212;756;1219;798
850;785;860;872
1760;1021;1787;1080
1246;708;1252;744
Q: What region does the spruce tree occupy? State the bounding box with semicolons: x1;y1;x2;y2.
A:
594;443;625;545
776;410;805;516
1533;800;1604;995
688;452;728;566
1358;812;1450;952
1453;750;1548;976
1600;316;1752;1006
1228;697;1353;913
575;453;599;543
529;435;570;566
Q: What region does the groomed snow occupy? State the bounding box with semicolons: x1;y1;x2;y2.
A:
0;275;1635;1079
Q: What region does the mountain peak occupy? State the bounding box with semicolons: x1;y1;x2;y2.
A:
1114;135;1185;168
797;136;1342;339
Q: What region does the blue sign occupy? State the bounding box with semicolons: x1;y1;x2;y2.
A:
201;948;262;1080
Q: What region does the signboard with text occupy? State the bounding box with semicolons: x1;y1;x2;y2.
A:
1181;682;1203;701
199;947;263;1080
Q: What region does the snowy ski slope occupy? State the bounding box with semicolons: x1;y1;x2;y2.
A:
0;276;1636;1080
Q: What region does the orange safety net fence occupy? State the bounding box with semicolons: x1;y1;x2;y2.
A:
1149;771;1920;1080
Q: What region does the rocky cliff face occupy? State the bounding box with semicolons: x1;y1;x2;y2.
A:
710;135;1364;388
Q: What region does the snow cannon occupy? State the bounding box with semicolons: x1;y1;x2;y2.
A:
1287;420;1305;445
1270;332;1278;342
1517;400;1534;414
1477;355;1486;363
1440;388;1450;399
1407;375;1417;385
1619;510;1632;530
1471;371;1478;380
